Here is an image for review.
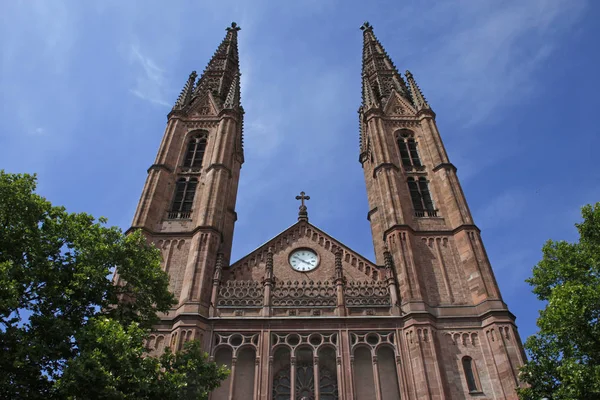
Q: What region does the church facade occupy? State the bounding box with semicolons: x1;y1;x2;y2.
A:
125;21;526;399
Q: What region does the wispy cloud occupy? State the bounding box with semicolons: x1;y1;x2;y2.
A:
128;43;170;107
475;189;528;231
402;0;586;127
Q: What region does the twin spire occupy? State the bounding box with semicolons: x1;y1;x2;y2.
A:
172;22;242;113
172;21;430;114
360;21;429;112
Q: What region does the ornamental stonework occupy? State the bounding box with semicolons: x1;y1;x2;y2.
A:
344;280;390;307
217;280;263;307
272;280;336;308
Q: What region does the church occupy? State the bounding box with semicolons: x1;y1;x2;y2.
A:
122;21;526;399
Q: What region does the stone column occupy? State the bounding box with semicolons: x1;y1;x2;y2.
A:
228;356;237;400
334;248;346;316
383;249;400;315
262;248;273;317
253;357;260;400
313;356;320;399
372;354;383;400
290;356;297;400
209;253;224;317
335;356;344;400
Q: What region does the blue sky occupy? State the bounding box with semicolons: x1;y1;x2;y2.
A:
1;0;599;343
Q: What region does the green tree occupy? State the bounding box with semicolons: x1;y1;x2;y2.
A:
0;171;228;399
518;203;600;400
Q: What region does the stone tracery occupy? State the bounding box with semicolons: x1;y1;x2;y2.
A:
270;333;340;400
344;280;390;307
271;280;337;308
217;280;263;307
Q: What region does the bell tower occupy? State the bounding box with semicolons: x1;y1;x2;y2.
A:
359;22;525;397
129;22;243;328
359;21;503;308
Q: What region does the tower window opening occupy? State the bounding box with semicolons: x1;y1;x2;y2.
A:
183;133;207;168
462;356;481;393
408;177;437;217
397;131;422;170
168;178;198;219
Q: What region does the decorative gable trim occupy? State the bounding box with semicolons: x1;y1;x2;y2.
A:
383;89;417;116
229;222;382;280
187;92;219;117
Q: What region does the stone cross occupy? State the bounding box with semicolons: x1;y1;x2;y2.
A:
227;22;241;32
295;191;310;222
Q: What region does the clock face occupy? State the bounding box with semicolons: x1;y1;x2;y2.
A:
289;248;319;272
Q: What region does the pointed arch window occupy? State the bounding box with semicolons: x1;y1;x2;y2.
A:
183;133;207;169
168;178;197;219
407;177;437;217
462;356;481;393
397;130;422;170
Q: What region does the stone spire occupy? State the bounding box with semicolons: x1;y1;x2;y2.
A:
359;22;410;109
172;22;241;112
192;22;242;108
405;70;431;111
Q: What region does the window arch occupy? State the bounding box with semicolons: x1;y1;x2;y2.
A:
462;356;480;393
183;132;207;168
407;177;437;217
396;130;422;169
169;177;197;219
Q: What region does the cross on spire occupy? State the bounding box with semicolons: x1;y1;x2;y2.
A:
227;22;241;32
295;191;310;222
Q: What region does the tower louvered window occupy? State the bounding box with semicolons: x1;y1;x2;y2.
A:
397;131;422;170
462;356;480;393
169;178;197;219
183;134;207;168
407;177;437;217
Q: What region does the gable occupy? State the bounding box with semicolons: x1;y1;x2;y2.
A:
187;92;218;117
225;221;382;284
383;90;417;116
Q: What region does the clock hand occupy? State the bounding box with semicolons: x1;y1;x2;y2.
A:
293;256;310;264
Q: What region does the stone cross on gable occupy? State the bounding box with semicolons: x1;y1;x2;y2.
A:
295;191;310;222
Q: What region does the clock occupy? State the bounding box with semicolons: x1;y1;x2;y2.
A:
289;248;319;272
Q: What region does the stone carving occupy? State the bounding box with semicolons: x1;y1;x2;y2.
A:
447;331;479;346
217;280;263;307
344;280;390;307
350;331;395;350
272;280;336;307
213;332;259;354
272;364;338;400
393;105;404;114
271;332;338;351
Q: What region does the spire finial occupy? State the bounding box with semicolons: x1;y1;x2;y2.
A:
227;22;241;32
360;21;372;31
295;191;310;222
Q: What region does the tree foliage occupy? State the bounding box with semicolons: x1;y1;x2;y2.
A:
0;171;228;399
518;203;600;399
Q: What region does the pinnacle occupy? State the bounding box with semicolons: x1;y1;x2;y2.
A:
405;69;431;111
